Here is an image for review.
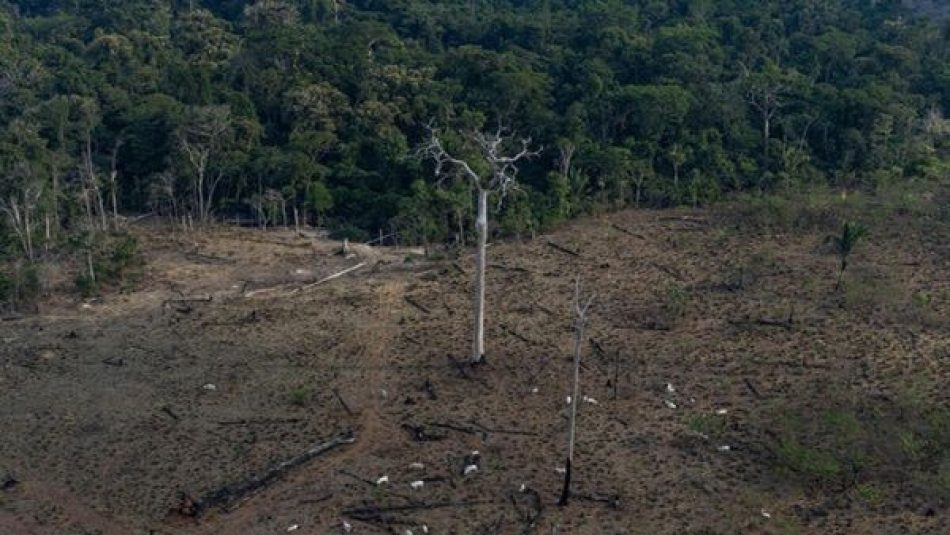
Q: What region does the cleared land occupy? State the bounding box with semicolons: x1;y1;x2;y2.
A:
1;198;948;534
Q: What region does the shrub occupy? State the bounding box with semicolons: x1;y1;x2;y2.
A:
0;263;41;312
288;387;308;406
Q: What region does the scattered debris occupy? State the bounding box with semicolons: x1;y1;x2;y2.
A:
422;379;437;400
666;383;676;393
342;520;353;532
761;509;772;519
202;383;217;391
582;396;599;405
402;423;448;442
554;467;566;474
376;475;389;486
287;524;299;532
664;400;677;409
409;462;424;470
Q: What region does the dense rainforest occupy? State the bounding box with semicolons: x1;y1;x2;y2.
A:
1;0;949;303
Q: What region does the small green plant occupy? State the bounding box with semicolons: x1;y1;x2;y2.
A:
664;284;689;321
829;221;868;290
775;438;842;483
288;387;308;406
685;413;727;438
856;483;884;505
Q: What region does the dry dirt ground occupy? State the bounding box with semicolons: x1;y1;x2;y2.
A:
1;203;948;534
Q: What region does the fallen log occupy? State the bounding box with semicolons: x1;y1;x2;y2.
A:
728;317;793;329
291;262;367;294
744;377;763;399
546;241;580;257
163;295;213;307
404;296;431;314
177;432;354;516
333;388;354;416
243;262;368;297
609;223;646;239
216;417;304;426
502;324;534;344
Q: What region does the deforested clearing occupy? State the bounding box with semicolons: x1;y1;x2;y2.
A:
1;200;947;534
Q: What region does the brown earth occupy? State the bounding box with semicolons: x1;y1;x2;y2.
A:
1;202;948;534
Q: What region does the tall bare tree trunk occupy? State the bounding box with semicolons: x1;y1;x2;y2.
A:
197;168;205;224
50;161;60;231
45;214;51;253
82;189;94;232
560;278;593;506
109;139;121;230
24;208;33;260
87;250;96;284
472;187;488;364
110;170;119;228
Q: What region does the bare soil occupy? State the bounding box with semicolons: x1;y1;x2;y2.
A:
1;205;948;534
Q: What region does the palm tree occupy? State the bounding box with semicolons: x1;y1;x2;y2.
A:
830;221;868;290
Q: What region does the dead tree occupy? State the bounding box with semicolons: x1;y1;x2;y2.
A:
108;138;123;229
741;63;788;167
178;106;232;224
0;186;41;261
81;127;108;232
559;277;594;506
418;123;540;364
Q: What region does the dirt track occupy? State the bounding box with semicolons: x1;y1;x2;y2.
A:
1;207;948;534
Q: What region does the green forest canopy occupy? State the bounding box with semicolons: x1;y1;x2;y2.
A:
1;0;949;248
